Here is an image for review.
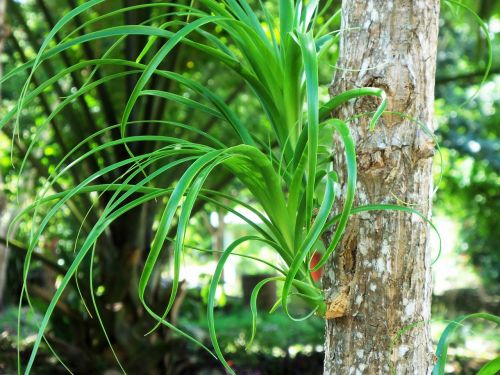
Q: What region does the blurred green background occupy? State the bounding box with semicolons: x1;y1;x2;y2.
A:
0;0;498;374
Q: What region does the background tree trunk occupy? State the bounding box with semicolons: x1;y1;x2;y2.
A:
323;0;440;373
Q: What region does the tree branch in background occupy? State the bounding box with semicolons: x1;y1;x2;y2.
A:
0;236;67;275
436;66;500;84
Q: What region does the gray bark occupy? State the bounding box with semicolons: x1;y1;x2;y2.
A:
323;0;440;374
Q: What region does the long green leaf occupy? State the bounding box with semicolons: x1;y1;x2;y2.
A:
433;313;500;375
313;120;356;270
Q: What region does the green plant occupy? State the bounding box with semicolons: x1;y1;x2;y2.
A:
2;1;483;374
433;313;500;375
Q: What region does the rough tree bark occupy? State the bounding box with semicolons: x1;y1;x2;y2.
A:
323;1;440;374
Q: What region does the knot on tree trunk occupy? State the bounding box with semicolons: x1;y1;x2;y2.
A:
325;286;350;319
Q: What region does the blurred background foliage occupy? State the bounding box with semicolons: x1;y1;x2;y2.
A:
0;0;498;374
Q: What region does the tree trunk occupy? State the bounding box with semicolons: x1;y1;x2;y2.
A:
323;1;439;374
